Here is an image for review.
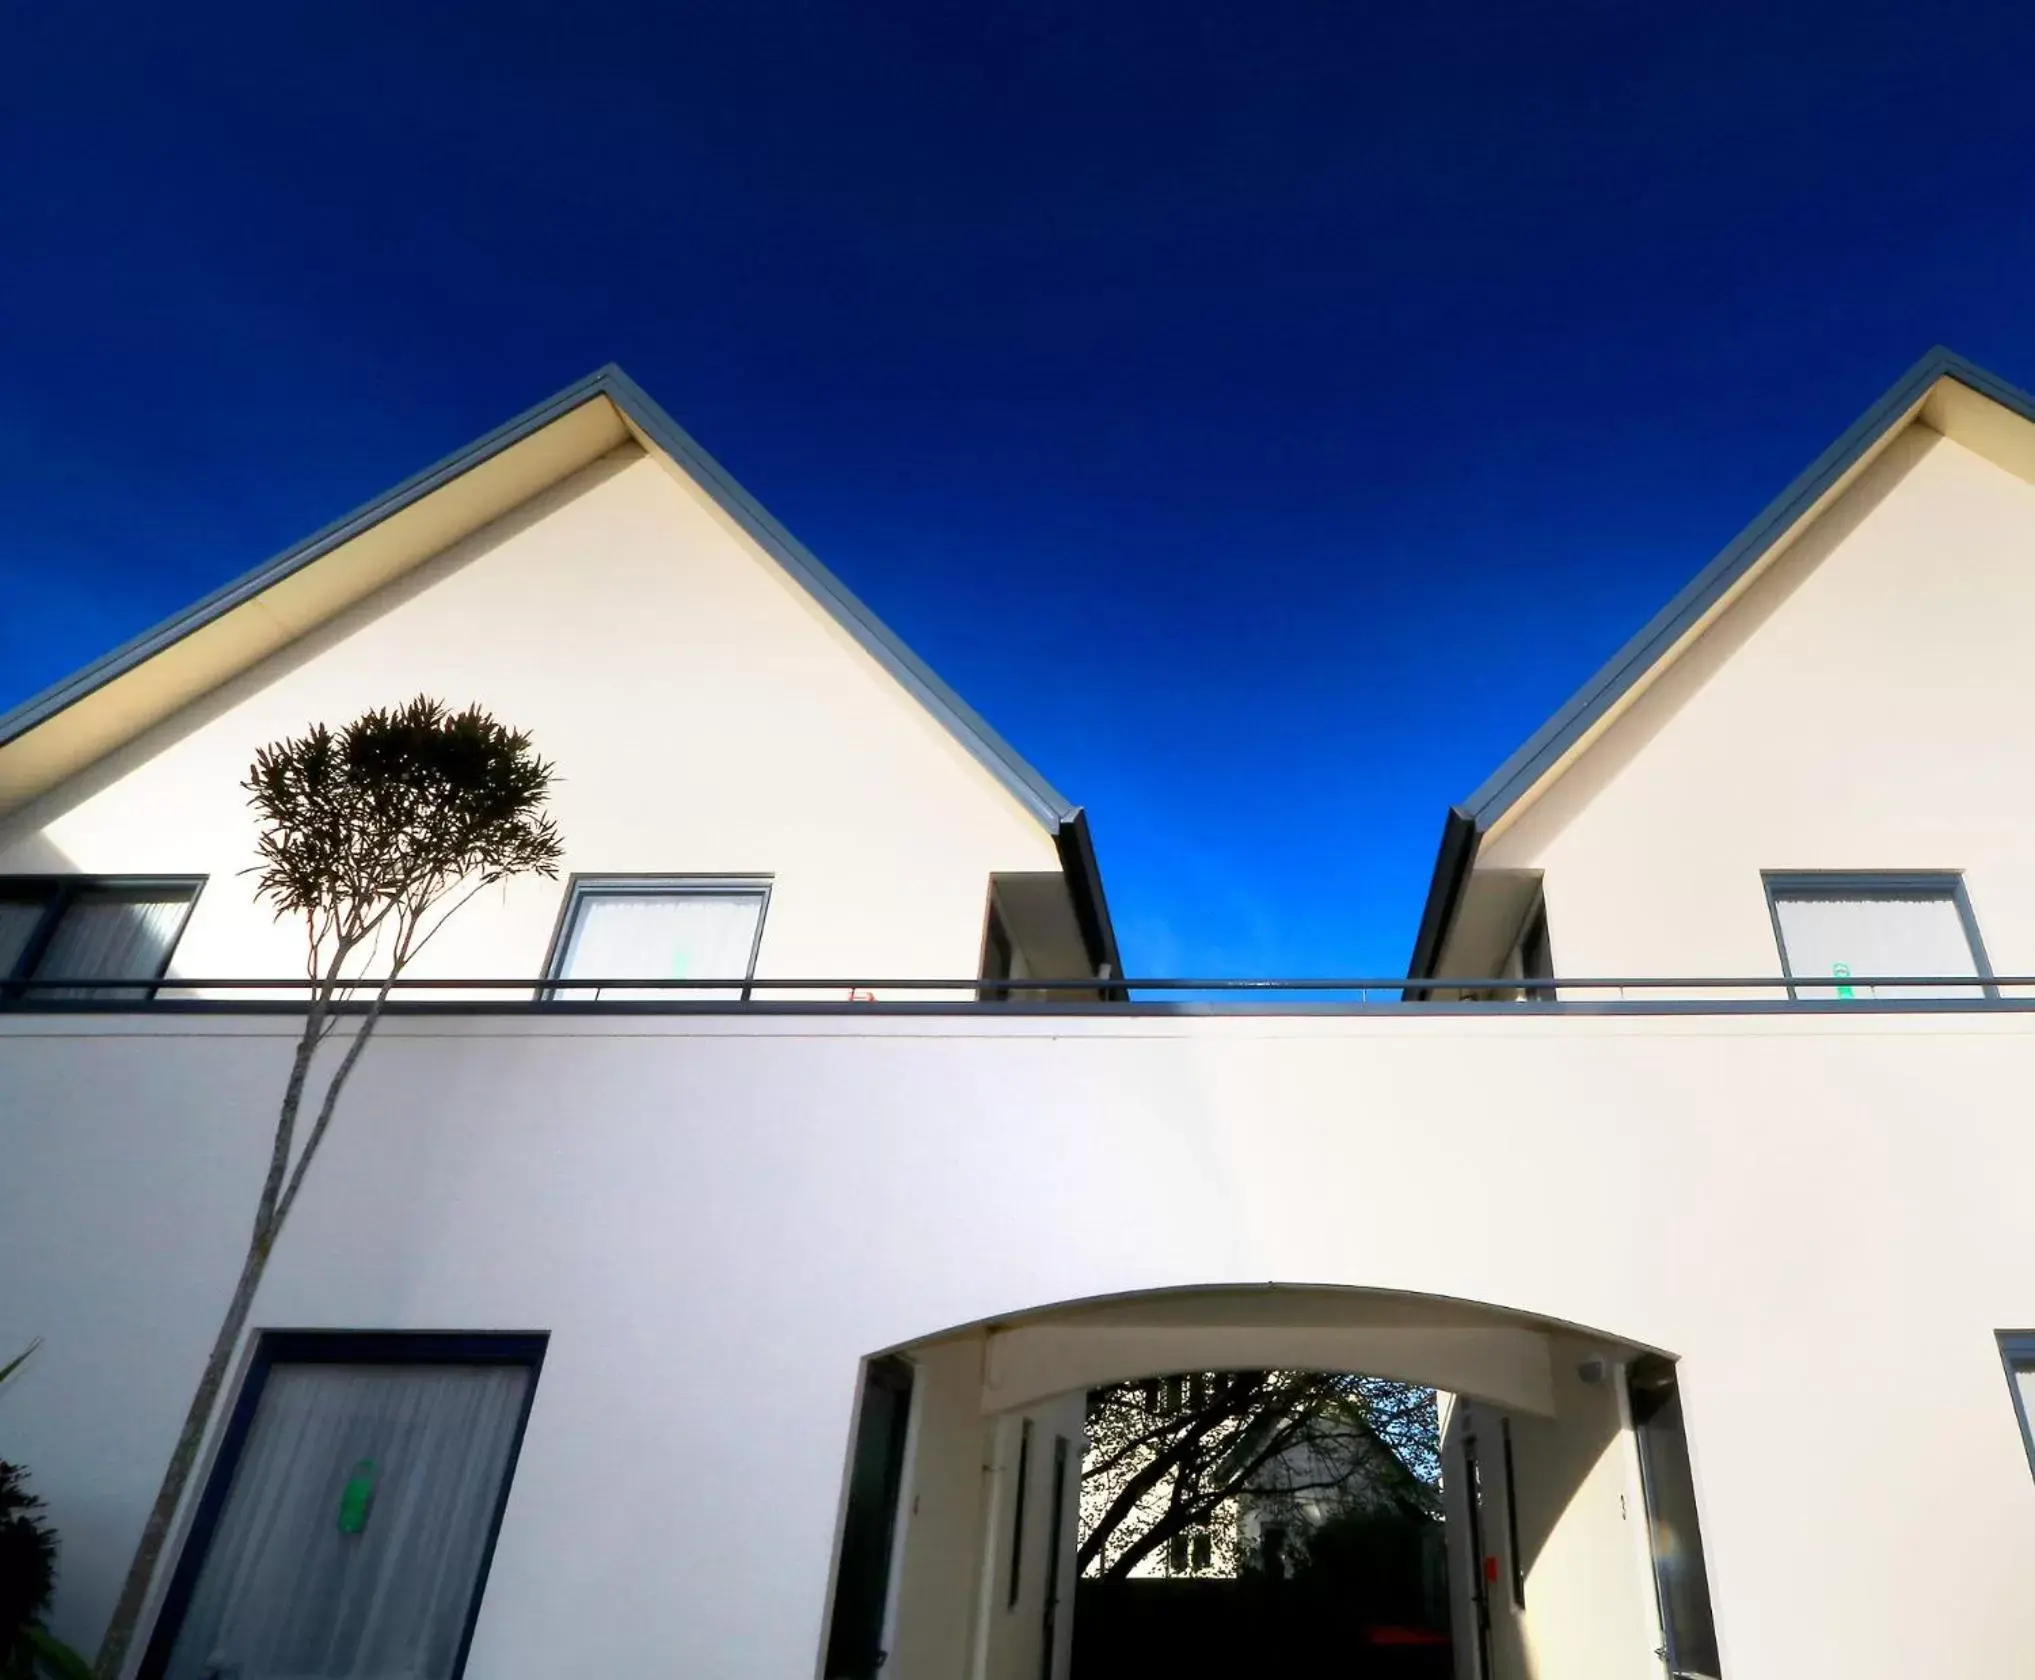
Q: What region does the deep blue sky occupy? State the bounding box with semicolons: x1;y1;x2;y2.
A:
7;3;2035;977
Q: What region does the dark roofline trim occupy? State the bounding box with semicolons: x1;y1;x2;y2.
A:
0;368;619;754
0;365;1078;834
1051;807;1125;996
1406;346;2035;981
1402;807;1477;1000
597;367;1074;828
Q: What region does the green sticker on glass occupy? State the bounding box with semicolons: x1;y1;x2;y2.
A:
1832;960;1854;1001
338;1458;377;1534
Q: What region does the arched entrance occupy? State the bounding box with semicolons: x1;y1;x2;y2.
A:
819;1284;1718;1680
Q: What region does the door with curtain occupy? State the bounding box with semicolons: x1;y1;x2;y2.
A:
141;1333;544;1680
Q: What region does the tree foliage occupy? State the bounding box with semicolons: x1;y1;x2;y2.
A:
1079;1371;1439;1580
246;696;563;983
0;1458;90;1680
94;699;563;1680
0;1463;56;1663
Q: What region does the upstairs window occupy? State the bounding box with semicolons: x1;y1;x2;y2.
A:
1765;872;1991;1000
0;877;201;1001
548;877;770;1002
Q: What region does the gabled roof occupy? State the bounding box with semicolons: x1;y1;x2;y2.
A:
1408;346;2035;982
1;366;1074;825
0;366;1121;975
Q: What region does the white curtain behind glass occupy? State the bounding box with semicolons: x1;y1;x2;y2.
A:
556;889;765;1001
1772;891;1983;999
32;892;188;997
164;1362;529;1680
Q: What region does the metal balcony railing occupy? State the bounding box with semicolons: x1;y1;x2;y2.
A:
1;973;2030;1012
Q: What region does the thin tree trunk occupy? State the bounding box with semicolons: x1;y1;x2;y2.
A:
89;1237;271;1680
92;998;328;1680
273;984;397;1230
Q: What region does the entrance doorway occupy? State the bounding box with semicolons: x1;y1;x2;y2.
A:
817;1284;1721;1680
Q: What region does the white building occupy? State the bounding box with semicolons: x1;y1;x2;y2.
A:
6;348;2035;1680
1079;1372;1431;1581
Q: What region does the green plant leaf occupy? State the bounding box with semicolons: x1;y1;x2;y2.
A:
25;1627;94;1680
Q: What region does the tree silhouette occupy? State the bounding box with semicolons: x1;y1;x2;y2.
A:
94;699;563;1680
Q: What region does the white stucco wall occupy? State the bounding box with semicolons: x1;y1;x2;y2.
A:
0;445;1061;989
977;1394;1083;1680
4;1006;2034;1680
884;1336;993;1680
882;1336;1081;1680
1484;424;2035;986
1444;1354;1663;1680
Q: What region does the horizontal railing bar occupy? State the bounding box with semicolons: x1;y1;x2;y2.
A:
0;974;2023;993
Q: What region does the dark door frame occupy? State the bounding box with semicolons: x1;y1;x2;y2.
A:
136;1329;548;1680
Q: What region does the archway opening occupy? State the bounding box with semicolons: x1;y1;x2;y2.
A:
819;1284;1717;1680
1075;1365;1449;1680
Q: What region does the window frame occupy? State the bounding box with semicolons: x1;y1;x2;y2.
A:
980;900;1015;1004
0;874;204;1004
541;873;773;1003
1762;870;1996;1001
1500;1417;1526;1609
1627;1355;1722;1680
1007;1418;1033;1609
137;1328;547;1680
1503;897;1555;1003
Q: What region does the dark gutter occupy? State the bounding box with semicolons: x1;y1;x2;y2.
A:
1403;347;2035;983
1053;808;1127;999
1402;807;1478;1000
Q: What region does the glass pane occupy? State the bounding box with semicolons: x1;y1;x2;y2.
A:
0;898;45;976
555;889;765;1002
1772;889;1983;1000
164;1361;530;1680
31;890;191;999
1630;1364;1721;1679
822;1358;915;1680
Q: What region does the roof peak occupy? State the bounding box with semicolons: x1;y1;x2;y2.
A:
0;365;1078;836
1407;345;2035;981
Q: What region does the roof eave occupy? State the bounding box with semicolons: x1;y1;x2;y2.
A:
1405;346;2035;977
0;368;617;754
0;365;1080;839
594;367;1078;831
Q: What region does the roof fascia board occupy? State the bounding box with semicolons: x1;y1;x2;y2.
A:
1050;806;1125;992
0;364;1078;838
595;366;1075;830
0;369;618;752
1404;806;1478;994
1406;347;2035;979
1461;347;2012;833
